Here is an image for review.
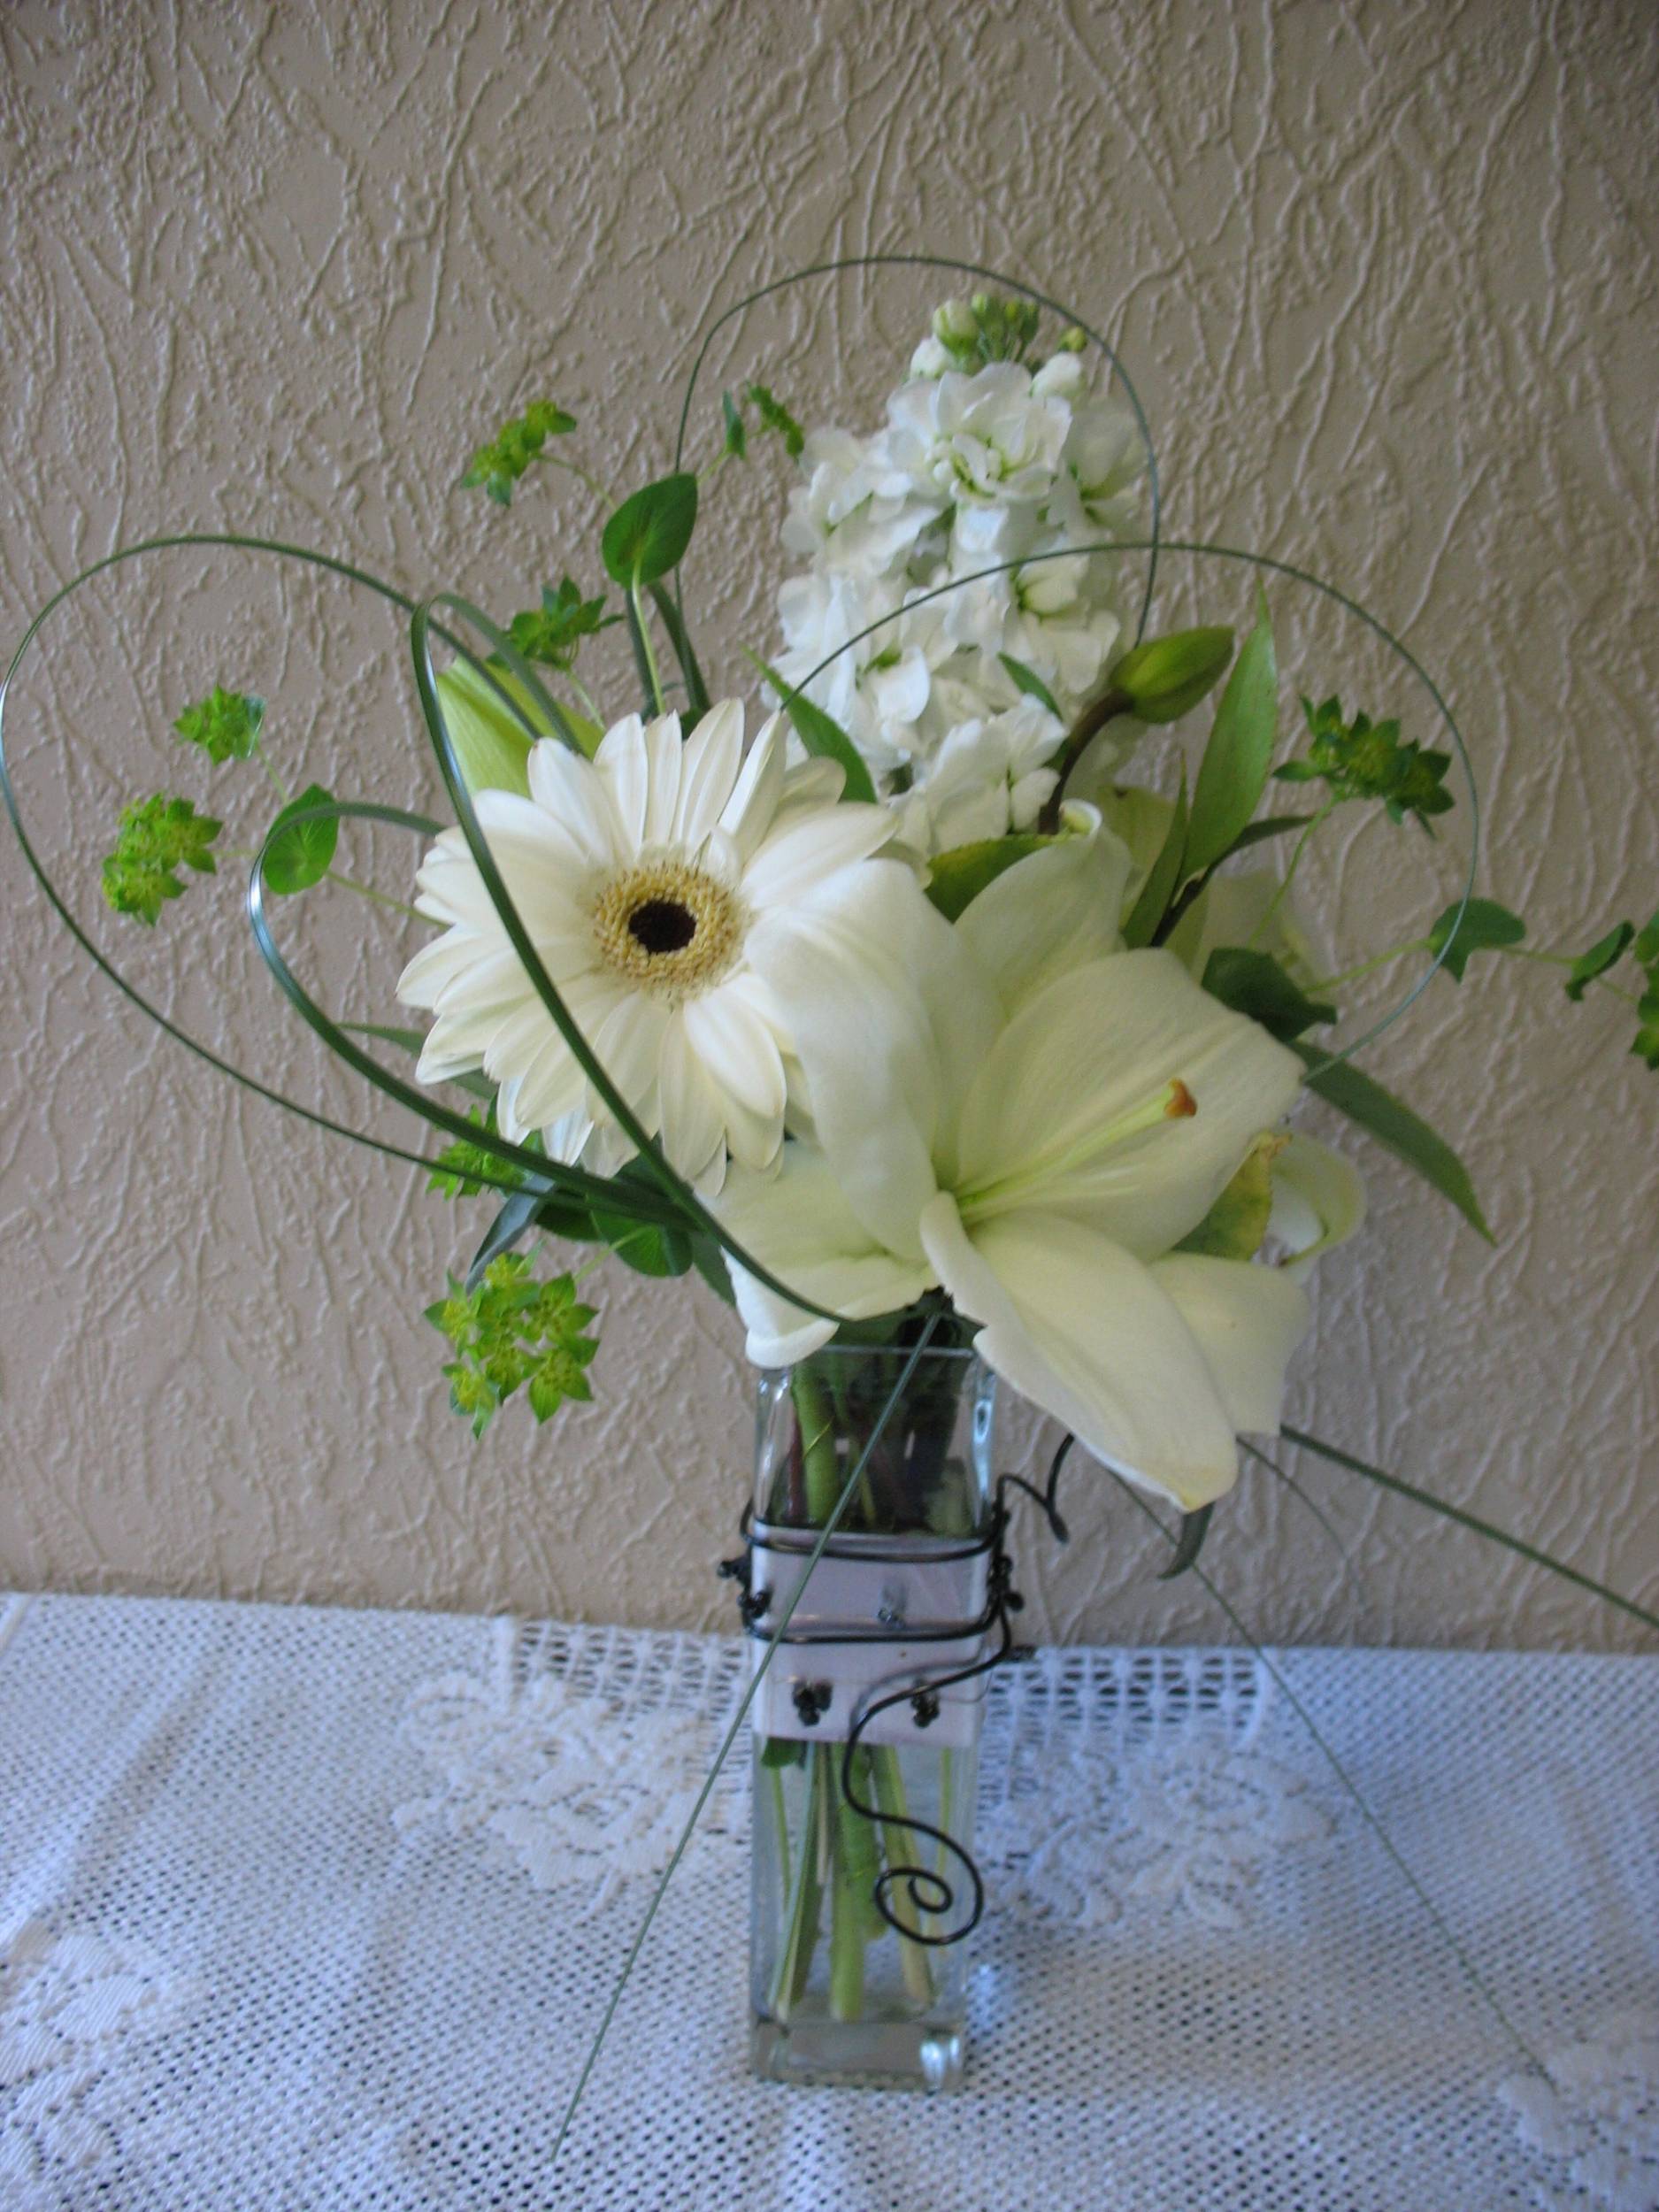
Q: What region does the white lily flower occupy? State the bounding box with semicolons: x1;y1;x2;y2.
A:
397;702;895;1189
718;864;1311;1509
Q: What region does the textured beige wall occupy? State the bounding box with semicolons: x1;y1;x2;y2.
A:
1;0;1655;1651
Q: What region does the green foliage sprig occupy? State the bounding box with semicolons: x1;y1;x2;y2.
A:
173;685;264;763
722;382;805;462
1276;694;1453;831
426;1253;599;1436
460;400;579;506
507;579;616;670
101;794;220;923
1425;897;1659;1065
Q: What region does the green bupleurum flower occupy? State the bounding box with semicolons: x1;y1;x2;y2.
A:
506;579;615;671
1275;694;1453;830
173;685;264;764
459;399;578;505
101;794;221;925
425;1253;599;1438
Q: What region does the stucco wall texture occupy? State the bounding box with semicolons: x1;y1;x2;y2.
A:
0;0;1655;1650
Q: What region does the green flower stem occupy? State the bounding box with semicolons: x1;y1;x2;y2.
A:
793;1366;841;1525
1502;945;1645;1006
829;1749;875;2021
1247;801;1334;948
251;739;289;805
324;869;419;919
765;1755;792;1913
869;1744;936;2008
221;848;419;923
1307;938;1645;1008
770;1747;826;2017
1306;937;1432;995
568;672;603;725
542;451;611;504
628;580;666;716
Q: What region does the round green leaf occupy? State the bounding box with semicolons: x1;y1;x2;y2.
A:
601;473;700;587
262;782;339;895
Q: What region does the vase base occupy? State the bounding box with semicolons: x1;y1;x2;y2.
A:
750;2013;965;2093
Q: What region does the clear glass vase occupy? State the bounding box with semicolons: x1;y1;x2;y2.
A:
744;1340;996;2092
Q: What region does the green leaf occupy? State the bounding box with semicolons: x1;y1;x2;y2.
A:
432;1248;601;1437
173;684;264;764
601;472;699;587
594;1213;694;1279
100;793;220;925
1202;948;1335;1041
464;1190;543;1292
750;657;877;805
996;653;1062;719
1121;770;1187;950
1175;1132;1282;1260
1222;813;1317;856
1185;595;1278;875
459;399;577;505
1565;921;1634;1002
742;381;805;458
721;390;747;458
1157;1502;1215;1580
925;833;1051;922
649;583;711;719
687;1233;735;1305
1632;909;1659;968
261;782;338;895
1292;1042;1492;1240
1632;998;1659;1069
1428;897;1526;982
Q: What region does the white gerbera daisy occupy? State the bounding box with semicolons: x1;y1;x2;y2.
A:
396;700;896;1189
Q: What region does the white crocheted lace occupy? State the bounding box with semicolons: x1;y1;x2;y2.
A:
1501;2010;1659;2211
0;1918;199;2205
0;1594;1651;2210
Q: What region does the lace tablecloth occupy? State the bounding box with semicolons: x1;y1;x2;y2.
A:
0;1593;1654;2211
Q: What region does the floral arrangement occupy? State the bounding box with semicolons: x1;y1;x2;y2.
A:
4;259;1654;2100
58;283;1653;1514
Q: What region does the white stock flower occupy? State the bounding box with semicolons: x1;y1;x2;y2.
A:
718;858;1317;1510
884;363;1071;505
397;702;895;1189
890;699;1065;855
772;319;1144;815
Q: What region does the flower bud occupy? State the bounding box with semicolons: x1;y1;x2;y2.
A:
1110;626;1236;724
1057;325;1087;353
933;298;977;347
969;290;993;319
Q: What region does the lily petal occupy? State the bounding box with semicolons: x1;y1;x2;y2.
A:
953;803;1132;1011
919;1193;1242;1510
955;949;1304;1258
719;1149;935;1365
748;861;1000;1255
1148;1254;1311;1438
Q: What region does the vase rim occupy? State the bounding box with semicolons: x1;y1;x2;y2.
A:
764;1343;980;1370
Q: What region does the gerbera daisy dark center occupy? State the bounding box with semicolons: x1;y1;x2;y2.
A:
626;897;697;955
590;858;748;999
